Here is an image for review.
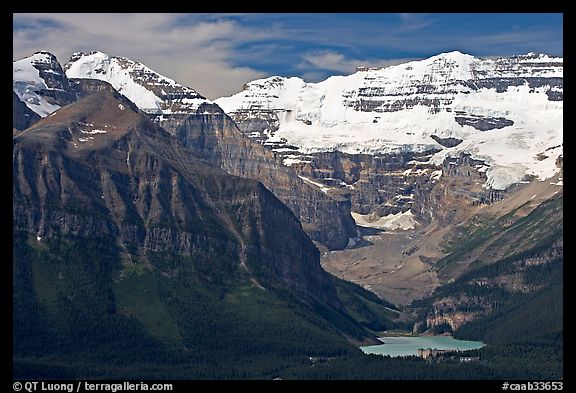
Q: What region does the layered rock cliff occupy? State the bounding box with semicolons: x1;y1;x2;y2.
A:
13;88;343;307
63;51;356;248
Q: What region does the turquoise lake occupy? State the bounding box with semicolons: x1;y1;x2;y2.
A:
360;335;485;357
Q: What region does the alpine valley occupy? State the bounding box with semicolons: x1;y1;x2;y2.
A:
13;50;563;379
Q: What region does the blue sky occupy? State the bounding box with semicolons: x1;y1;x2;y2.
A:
13;13;563;99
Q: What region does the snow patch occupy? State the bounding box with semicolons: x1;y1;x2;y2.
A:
298;175;331;194
352;210;419;231
430;170;442;180
80;129;107;134
283;156;309;166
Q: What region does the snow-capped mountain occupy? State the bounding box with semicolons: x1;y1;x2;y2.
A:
62;50;357;249
13;51;77;117
13;49;563;245
65;51;211;115
215;51;563;190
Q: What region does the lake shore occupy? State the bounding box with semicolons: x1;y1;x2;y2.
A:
360;335;485;357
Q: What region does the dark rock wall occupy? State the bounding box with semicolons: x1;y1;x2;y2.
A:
13;111;341;306
154;104;357;249
13;92;41;132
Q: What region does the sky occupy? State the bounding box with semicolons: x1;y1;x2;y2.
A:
13;13;563;100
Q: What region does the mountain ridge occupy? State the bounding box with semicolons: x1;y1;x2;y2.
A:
65;51;209;115
13;51;77;117
216;51;563;191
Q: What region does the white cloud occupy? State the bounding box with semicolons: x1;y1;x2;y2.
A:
13;13;268;99
299;50;417;75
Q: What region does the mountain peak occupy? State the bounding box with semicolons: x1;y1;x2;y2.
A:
13;51;75;117
430;50;475;62
30;51;59;63
438;50;470;57
16;89;145;154
65;51;211;115
512;52;563;62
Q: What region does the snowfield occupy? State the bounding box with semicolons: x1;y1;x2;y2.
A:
216;51;563;190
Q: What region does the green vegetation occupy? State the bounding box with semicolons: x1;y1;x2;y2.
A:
114;270;182;344
13;229;370;379
410;195;563;380
331;275;400;332
13;194;563;379
14;218;562;379
435;195;562;279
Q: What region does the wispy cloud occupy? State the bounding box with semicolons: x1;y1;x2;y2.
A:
299;50;417;76
397;13;434;31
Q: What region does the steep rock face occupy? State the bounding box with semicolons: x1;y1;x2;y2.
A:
13;92;40;132
269;148;508;228
454;114;514;131
155;103;356;249
430;135;462;148
226;108;280;144
411;154;508;226
285;150;440;216
70;78;118;96
426;300;478;331
65;51;356;249
13;89;341;306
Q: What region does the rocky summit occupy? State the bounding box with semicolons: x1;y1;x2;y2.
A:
13;51;77;118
